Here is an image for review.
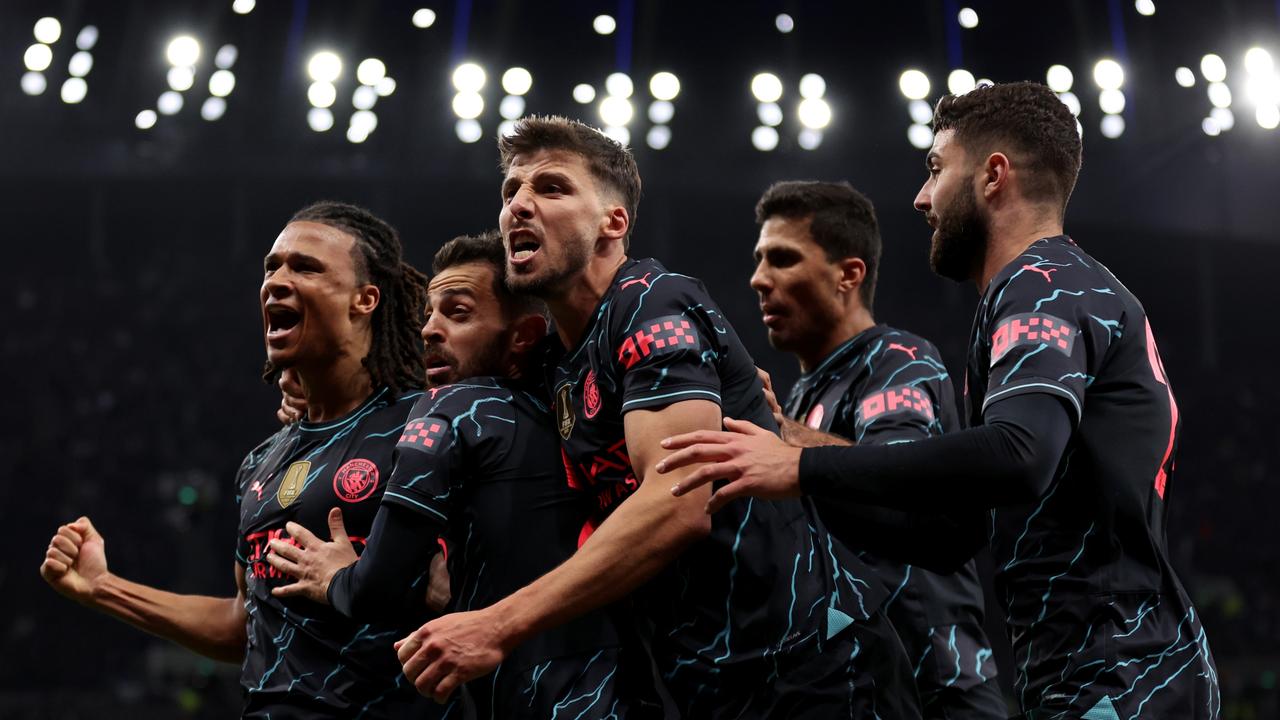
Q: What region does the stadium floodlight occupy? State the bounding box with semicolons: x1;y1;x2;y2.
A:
167;36;201;68
34;18;62;44
1047;65;1074;93
650;72;680;101
502;67;533;96
1093;58;1124;90
452;62;485;93
751;73;783;103
899;69;930;100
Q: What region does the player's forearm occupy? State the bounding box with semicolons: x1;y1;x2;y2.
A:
488;479;709;651
781;416;853;448
329;504;442;619
89;574;246;663
800;393;1071;511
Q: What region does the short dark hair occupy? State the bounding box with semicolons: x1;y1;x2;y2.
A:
755;180;882;311
268;201;428;395
498;115;642;249
432;230;548;320
931;81;1082;215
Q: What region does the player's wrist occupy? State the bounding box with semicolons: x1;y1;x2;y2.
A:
85;571;120;607
486;597;533;653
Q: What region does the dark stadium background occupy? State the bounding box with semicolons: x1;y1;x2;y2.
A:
2;1;1276;716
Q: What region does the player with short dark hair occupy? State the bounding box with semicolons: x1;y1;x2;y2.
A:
752;179;1006;718
39;202;445;718
660;82;1220;719
395;116;923;719
263;231;667;718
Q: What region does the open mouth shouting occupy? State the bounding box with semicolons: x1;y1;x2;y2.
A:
508;227;542;268
265;302;302;348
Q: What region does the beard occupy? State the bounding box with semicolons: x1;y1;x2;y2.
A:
506;230;593;298
425;331;509;386
928;185;989;282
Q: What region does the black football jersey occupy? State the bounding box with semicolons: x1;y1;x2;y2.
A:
545;258;888;705
381;378;664;719
966;236;1219;718
235;388;443;719
784;324;1004;717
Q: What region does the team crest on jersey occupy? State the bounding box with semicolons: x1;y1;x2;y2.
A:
333;458;379;503
583;369;602;419
806;404;825;429
557;383;575;439
277;460;309;508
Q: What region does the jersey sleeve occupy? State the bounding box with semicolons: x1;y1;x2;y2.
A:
980;255;1124;425
380;385;509;526
609;272;725;413
850;337;951;445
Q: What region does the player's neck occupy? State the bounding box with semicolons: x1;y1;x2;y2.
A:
797;306;875;373
550;252;628;349
297;354;375;423
977;206;1064;291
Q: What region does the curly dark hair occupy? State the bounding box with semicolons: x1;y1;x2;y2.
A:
263;201;428;395
755;180;882;312
932;81;1082;216
431;230;548;321
497;115;642;249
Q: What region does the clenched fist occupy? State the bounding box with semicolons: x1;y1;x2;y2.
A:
39;516;109;604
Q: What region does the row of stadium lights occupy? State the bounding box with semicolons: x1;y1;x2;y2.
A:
135;37;239;129
749;73;831;151
442;64;683;150
304;52;398;143
21;18;99;102
21;4;1278;150
1181;49;1280;135
895;47;1279;149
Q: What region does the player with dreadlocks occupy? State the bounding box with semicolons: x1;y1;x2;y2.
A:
39;201;452;718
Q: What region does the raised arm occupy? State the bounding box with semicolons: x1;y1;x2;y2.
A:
40;516;248;663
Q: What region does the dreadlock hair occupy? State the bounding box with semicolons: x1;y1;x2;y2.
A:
497;115;642;250
262;201;429;395
755;180;882;313
432;230;549;322
931;81;1083;218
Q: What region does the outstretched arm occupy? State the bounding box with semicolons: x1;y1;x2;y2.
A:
395;399;719;702
40;517;248;663
662;393;1072;514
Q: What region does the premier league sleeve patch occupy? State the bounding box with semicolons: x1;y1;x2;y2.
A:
616;315;701;370
991;312;1077;364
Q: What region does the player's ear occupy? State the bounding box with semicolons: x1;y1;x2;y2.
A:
598;200;629;246
836;257;866;297
351;283;380;318
509;312;548;355
982;152;1011;201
